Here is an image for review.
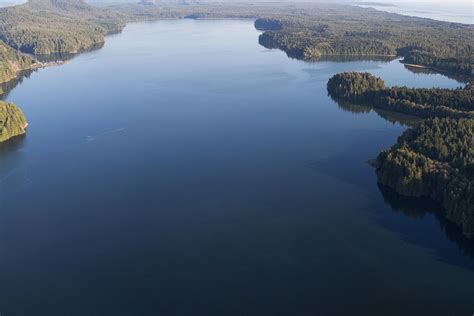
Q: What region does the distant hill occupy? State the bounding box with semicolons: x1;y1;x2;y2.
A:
0;0;126;55
27;0;91;10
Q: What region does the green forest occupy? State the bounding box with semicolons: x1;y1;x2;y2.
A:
0;100;28;142
1;0;473;74
1;0;472;87
256;16;473;77
327;72;473;238
377;118;473;238
0;0;125;55
0;40;35;84
327;72;473;118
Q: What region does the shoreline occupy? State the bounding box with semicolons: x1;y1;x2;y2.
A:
401;62;427;69
0;60;66;87
399;60;470;83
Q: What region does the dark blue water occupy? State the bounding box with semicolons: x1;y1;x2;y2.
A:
0;20;472;316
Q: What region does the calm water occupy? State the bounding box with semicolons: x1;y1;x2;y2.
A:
0;20;472;316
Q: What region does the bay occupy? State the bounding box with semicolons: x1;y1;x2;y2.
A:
0;20;472;315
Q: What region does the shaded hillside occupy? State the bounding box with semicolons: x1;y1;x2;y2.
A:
0;40;35;84
0;100;27;143
0;0;126;55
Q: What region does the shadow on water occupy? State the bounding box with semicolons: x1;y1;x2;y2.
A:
34;42;105;63
378;184;474;270
0;134;26;154
258;34;468;83
1;43;105;99
319;96;473;270
0;135;30;197
403;62;471;84
333;98;421;127
0;69;36;99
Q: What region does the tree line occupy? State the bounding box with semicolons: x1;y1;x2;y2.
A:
327;71;473;238
256;16;473;77
0;100;27;143
327;72;473;118
376;118;473;238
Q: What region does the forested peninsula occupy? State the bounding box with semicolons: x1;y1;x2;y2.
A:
0;40;35;86
0;0;471;90
327;72;474;238
0;0;129;141
327;72;473;118
377;118;473;238
256;16;473;77
1;0;472;83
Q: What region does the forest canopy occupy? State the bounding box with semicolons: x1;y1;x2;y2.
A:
256;15;473;77
327;71;473;238
1;0;472;79
0;0;126;55
0;40;34;84
0;100;28;143
377;118;474;238
327;72;473;118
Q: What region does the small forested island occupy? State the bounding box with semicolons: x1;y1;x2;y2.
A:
327;72;474;238
0;100;28;143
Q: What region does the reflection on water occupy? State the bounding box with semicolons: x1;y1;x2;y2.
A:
331;97;421;127
378;184;474;270
0;133;26;153
259;36;469;83
329;92;473;268
403;63;471;84
1;43;105;99
0;135;30;196
34;42;105;63
0;69;35;99
373;108;420;127
330;90;474;269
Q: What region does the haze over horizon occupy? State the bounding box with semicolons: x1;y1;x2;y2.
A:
0;0;471;5
1;0;468;24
